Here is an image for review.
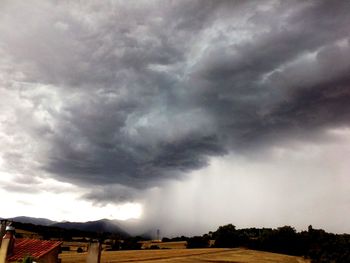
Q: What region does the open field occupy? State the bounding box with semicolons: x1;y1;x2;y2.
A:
60;248;310;263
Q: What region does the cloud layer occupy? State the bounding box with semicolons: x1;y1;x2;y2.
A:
1;0;350;203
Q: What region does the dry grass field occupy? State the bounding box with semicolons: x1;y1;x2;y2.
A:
60;248;310;263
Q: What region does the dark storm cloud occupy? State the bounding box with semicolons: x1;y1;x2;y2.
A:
82;184;138;204
1;0;350;200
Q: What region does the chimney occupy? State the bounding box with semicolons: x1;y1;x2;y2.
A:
3;226;15;256
86;242;101;263
0;221;6;247
0;224;16;263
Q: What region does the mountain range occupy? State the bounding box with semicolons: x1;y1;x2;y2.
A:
5;216;56;226
2;216;132;237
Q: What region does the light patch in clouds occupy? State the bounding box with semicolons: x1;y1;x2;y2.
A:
0;174;142;222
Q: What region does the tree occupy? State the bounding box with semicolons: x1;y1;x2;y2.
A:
121;237;143;250
213;224;239;248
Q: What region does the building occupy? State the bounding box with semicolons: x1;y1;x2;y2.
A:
0;225;62;263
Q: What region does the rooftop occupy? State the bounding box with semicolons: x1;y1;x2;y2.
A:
7;239;62;262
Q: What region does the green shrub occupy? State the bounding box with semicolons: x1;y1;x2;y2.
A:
21;256;33;263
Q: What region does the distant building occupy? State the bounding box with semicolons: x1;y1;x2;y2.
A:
0;224;62;263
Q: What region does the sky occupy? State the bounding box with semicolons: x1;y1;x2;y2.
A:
0;0;350;236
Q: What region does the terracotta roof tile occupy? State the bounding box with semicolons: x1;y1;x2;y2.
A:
7;239;62;261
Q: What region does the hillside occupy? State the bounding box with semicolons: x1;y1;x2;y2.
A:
2;216;131;238
52;219;129;237
1;216;180;240
9;216;57;226
3;217;129;240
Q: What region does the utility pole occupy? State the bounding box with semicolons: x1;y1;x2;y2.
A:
156;229;160;241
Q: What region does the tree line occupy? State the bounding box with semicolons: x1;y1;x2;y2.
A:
169;224;350;263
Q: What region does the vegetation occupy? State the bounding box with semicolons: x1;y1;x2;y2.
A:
120;236;143;250
158;224;350;262
149;244;160;249
186;235;209;248
20;256;33;263
176;224;350;263
212;224;240;248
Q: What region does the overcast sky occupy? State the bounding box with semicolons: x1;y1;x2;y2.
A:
1;0;350;236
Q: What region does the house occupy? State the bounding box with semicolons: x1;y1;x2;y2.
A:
0;225;62;263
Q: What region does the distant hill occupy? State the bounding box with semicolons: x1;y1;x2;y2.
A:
9;216;57;226
52;219;130;237
2;216;131;239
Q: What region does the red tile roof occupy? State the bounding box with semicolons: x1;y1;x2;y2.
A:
7;239;62;262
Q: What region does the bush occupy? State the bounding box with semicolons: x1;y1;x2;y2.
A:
21;256;33;263
149;245;160;249
187;236;209;248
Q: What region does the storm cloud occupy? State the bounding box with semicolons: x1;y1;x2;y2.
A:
1;0;350;203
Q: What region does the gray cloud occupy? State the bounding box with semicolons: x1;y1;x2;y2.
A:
1;0;350;203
